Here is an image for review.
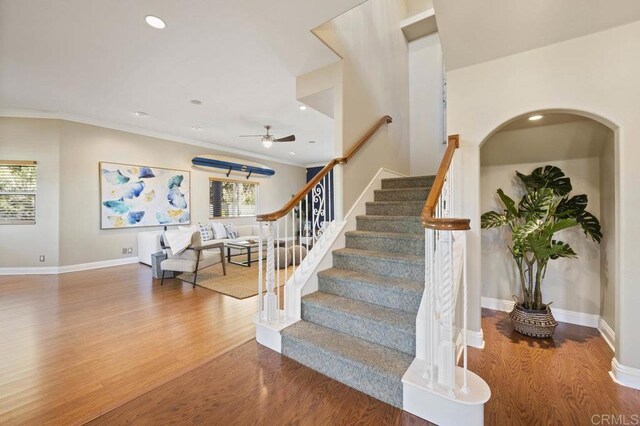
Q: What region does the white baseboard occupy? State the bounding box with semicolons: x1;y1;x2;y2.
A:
0;257;140;275
466;329;485;349
481;297;600;328
610;358;640;390
598;318;616;352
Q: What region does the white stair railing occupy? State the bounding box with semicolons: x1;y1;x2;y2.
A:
420;135;472;397
255;116;393;326
257;171;335;324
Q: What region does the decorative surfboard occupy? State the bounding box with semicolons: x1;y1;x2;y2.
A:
191;155;275;179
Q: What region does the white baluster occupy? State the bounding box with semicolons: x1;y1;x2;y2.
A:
276;220;280;321
263;221;278;322
462;233;469;394
258;222;264;320
284;213;288;319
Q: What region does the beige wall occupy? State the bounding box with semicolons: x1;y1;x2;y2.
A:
481;157;602;315
599;134;616;329
1;118;306;267
0;118;60;268
314;0;411;212
446;20;640;366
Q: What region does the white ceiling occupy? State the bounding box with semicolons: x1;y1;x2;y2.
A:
481;114;612;167
0;0;365;166
434;0;640;70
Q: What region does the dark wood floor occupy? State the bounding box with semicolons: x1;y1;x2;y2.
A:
2;263;639;425
0;263;256;425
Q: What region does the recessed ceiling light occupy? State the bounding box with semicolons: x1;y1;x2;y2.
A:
190;99;202;105
191;126;201;131
528;114;543;121
299;105;307;111
134;111;148;117
308;140;316;144
145;15;166;29
290;152;296;155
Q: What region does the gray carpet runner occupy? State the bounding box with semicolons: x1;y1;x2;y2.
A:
281;175;433;408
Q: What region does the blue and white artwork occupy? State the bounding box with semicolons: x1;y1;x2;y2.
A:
100;162;190;229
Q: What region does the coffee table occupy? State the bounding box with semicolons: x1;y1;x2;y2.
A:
224;241;261;267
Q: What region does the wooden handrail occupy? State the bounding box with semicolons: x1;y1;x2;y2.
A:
256;115;392;222
421;134;471;231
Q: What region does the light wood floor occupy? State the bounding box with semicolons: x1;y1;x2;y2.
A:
0;263;257;425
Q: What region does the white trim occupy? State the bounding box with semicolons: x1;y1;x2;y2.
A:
598;318;616;352
610;358;640;390
0;257;140;275
0;109;305;168
481;296;600;328
466;329;485;349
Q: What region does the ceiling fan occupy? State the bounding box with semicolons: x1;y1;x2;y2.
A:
240;125;295;148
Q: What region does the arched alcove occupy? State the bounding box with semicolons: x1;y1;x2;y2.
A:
479;110;618;348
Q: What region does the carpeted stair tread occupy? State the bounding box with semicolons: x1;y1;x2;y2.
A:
302;292;416;354
374;187;429;202
365;200;424;216
345;230;424;255
281;320;413;407
332;248;424;281
356;215;423;234
333;247;424;264
381;175;436;189
317;267;423;313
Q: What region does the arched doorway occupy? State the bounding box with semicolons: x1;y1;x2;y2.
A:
479;110;618;353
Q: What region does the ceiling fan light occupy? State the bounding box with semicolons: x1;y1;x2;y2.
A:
262;139;273;148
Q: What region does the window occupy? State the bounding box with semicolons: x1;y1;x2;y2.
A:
209;178;258;218
0;160;37;224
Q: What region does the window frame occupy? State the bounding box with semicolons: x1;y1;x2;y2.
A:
0;160;38;225
209;177;259;219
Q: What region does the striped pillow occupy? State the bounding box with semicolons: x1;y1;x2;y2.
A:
225;223;239;239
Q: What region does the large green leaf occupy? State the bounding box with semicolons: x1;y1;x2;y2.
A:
512;219;543;246
481;211;509;229
577;210;603;243
556;194;588;218
518;188;553;219
516;165;572;196
547;218;578;236
548;240;578;259
497;188;519;219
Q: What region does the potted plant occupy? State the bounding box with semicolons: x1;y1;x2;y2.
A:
481;165;602;338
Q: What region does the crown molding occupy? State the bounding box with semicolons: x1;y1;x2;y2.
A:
0;109;306;168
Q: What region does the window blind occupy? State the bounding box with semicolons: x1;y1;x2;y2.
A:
209;179;258;218
0;161;37;224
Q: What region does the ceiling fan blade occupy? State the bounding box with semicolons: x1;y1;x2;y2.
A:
275;135;295;142
239;135;265;138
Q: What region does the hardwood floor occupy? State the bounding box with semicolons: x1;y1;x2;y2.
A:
2;263;639;425
93;309;640;426
470;309;640;425
0;263;257;425
90;340;428;426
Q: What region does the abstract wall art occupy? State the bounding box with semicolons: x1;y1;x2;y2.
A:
99;162;190;229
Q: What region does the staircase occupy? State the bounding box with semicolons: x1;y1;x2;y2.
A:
281;175;434;407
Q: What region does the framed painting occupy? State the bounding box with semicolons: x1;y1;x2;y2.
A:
99;162;191;229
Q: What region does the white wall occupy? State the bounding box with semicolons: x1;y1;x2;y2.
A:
0;118;60;268
445;20;640;369
314;0;411;212
409;33;445;175
481;157;601;315
1;117;306;268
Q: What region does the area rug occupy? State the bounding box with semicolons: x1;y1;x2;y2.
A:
177;262;293;299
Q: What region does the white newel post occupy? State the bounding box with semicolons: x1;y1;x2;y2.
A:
262;221;278;322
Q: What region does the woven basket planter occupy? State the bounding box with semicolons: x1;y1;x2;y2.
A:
509;303;557;338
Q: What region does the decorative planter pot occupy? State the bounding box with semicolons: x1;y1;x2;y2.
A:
509;303;557;338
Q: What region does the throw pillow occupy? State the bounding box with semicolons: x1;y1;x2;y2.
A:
225;223;239;239
210;221;227;239
197;223;213;242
